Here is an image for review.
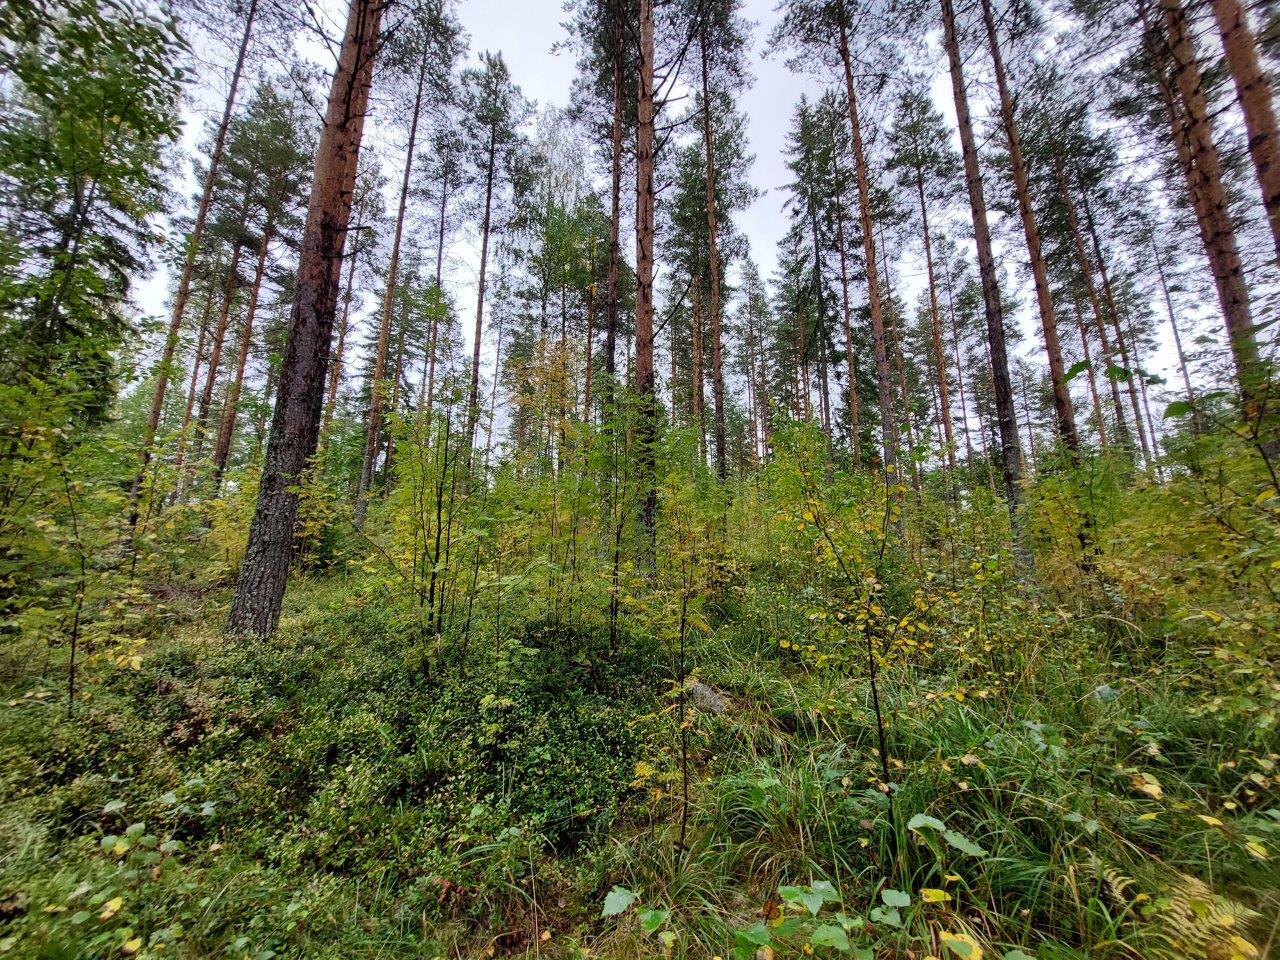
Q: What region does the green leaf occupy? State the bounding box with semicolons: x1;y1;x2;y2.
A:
774;917;804;937
1104;364;1130;381
736;921;772;946
868;905;901;927
1064;359;1090;382
639;908;669;932
801;889;826;916
881;888;910;908
103;799;126;814
907;813;946;832
1163;399;1193;419
1003;950;1036;960
810;879;839;900
943;829;988;857
601;886;636;917
811;924;850;950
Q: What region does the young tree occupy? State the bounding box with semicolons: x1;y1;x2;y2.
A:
128;0;262;526
356;2;463;524
460;52;529;457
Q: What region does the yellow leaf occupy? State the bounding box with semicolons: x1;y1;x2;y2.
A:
1129;771;1163;800
1137;812;1159;821
1244;840;1268;860
1227;935;1260;960
122;938;142;955
940;931;983;960
921;888;952;903
1197;814;1224;828
100;896;123;921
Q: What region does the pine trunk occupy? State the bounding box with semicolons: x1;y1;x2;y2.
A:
357;55;427;524
213;214;274;486
1150;0;1260;399
226;0;384;637
467;129;497;455
940;0;1024;521
837;18;899;477
699;30;727;478
980;0;1078;453
128;0;260;529
634;0;658;558
1210;0;1280;258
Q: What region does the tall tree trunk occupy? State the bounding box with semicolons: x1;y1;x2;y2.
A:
128;0;260;530
1019;374;1038;472
979;0;1078;452
1151;234;1202;434
605;0;624;391
1210;0;1280;258
323;234;360;435
357;54;427;524
213;214;274;487
699;29;727;478
880;236;919;490
1071;294;1109;449
837;17;899;477
467;129;497;456
186;243;244;477
835;197;862;466
691;280;706;459
1055;158;1133;452
421;174;450;418
583;283;595;424
917;173;956;470
227;0;384;637
940;0;1024;522
1083;191;1152;467
634;0;658;559
1147;0;1260;400
179;286;216;472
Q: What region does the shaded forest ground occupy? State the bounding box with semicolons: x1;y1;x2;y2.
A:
2;425;1279;960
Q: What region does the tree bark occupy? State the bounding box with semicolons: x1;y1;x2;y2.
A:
1151;234;1202;435
1082;190;1152;467
835;192;862;466
979;0;1078;453
212;214;274;487
1148;0;1260;399
128;0;260;530
837;17;899;477
466;127;497;456
226;0;384;637
356;54;428;524
1210;0;1280;258
185;242;244;478
605;0;624;391
1070;294;1109;450
634;0;658;559
917;173;956;470
940;0;1024;522
1055;158;1133;453
699;29;727;479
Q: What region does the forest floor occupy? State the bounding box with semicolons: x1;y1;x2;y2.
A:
2;548;1278;960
